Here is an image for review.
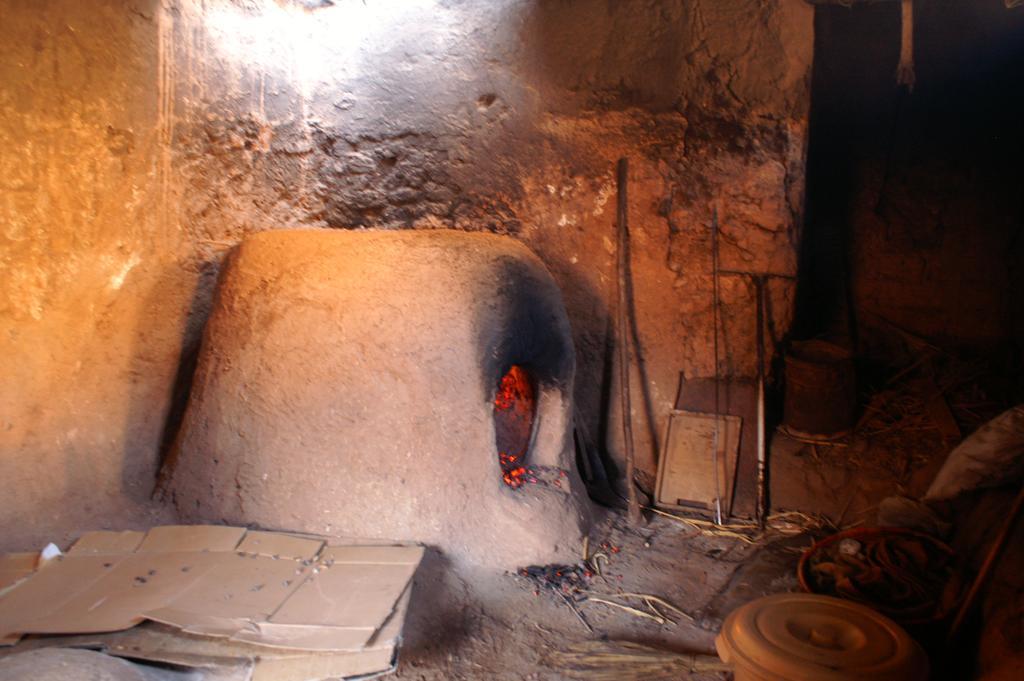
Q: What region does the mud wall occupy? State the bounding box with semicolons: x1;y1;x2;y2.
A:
168;0;814;514
799;0;1024;354
0;0;189;548
1;0;813;543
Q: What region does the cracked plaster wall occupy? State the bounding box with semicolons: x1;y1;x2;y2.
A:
1;0;813;542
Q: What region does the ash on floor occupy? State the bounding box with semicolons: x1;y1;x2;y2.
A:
392;512;817;681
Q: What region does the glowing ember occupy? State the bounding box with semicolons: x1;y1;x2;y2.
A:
494;364;536;488
495;365;532;410
502;464;528;488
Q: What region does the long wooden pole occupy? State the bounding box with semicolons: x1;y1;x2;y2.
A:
710;209;724;525
616;157;641;525
946;482;1024;642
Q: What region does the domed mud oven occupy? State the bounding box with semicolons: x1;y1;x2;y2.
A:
162;229;589;569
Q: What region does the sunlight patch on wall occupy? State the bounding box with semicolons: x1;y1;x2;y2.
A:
201;0;444;89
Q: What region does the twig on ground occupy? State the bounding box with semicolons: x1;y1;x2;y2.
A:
646;507;759;543
583;596;669;625
560;591;594;633
545;640;729;681
611;593;693;621
647;507;837;544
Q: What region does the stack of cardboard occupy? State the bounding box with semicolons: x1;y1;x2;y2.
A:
0;526;424;680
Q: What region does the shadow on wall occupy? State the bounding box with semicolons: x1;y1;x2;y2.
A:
795;0;1024;352
116;258;213;505
536;238;661;494
145;260;223;486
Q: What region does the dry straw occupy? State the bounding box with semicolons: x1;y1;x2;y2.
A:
546;640;729;680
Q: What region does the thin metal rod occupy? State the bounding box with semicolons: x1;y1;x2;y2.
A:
754;275;768;527
616;157;641;525
710;209;724;526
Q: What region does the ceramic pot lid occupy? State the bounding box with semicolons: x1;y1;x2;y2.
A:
715;593;929;681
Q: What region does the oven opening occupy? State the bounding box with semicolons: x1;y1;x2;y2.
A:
494;364;537;488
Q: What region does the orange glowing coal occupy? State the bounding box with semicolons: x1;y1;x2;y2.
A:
494;364;533;410
494;364;536;489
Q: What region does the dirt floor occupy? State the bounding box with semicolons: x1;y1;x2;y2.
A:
0;509;818;681
391;511;819;680
3;395;1004;681
391;412;958;681
393;512;774;675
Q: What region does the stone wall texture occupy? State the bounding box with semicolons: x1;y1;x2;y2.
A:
1;0;813;547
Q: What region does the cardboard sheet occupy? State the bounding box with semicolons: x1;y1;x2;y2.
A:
249;588;410;681
0;552;33;648
69;531;145;555
231;622;379;652
19;552;221;634
231;584;413;658
0;553;36;593
248;644;395;681
271;546;422;629
323;545;424;564
231;546;424;651
0;526;423;664
236;531;323;561
272;564;413;630
0;553;130;638
146;553;312;632
0;588;409;681
136;525;247;553
0;553;32;647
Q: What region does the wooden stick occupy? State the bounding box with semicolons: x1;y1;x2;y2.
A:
947;482;1024;641
896;0;915;90
616;157;641;525
710;208;724;525
561;592;595;633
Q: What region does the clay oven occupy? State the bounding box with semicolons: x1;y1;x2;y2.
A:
162;229;589;569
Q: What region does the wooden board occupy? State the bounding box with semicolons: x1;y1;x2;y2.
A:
655;410;742;516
